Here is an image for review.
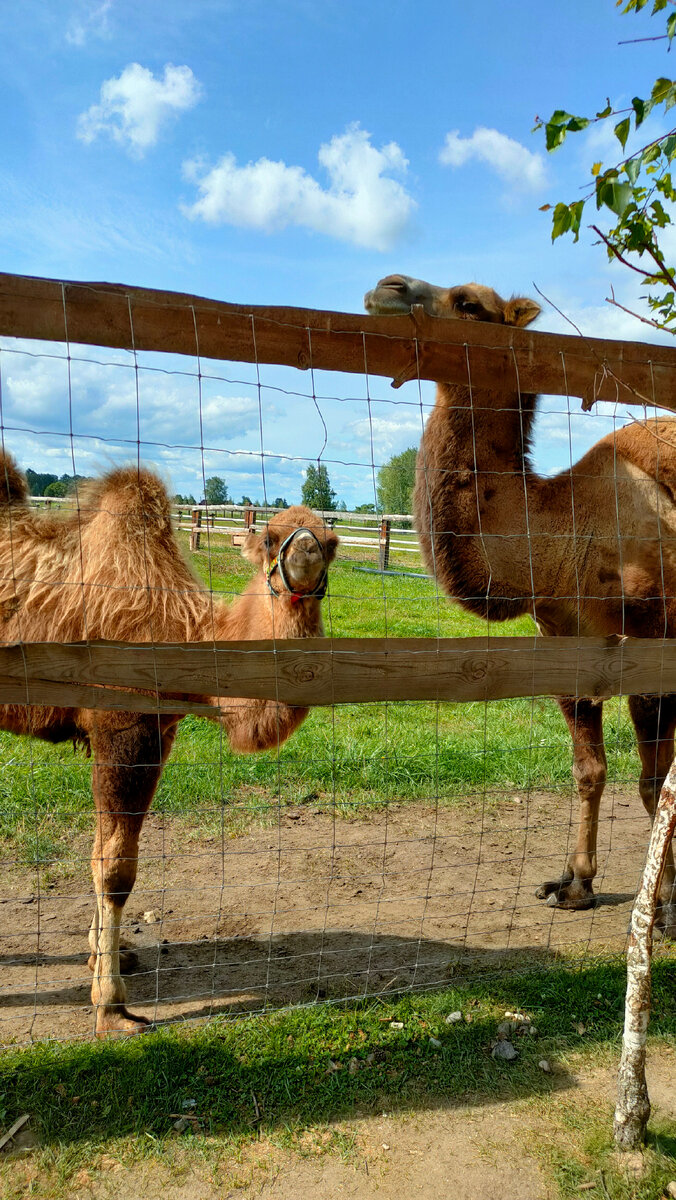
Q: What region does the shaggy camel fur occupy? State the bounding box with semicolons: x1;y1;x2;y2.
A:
365;273;676;934
0;453;338;1034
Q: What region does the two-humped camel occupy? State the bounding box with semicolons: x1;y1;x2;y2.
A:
0;453;338;1034
365;274;676;935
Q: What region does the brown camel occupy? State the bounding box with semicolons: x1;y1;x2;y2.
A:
365;273;676;935
0;453;338;1034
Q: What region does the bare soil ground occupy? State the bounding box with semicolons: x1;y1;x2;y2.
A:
0;788;651;1043
8;1048;676;1200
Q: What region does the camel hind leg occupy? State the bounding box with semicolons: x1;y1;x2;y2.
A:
88;713;178;1036
628;694;676;938
536;698;606;910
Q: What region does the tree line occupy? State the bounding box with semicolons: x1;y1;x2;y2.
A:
25;451;420;514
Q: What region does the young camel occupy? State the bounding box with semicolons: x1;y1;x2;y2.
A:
365;274;676;934
0;453;338;1034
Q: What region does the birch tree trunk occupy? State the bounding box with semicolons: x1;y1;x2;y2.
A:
614;758;676;1148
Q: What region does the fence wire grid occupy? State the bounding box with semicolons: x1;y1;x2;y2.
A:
0;277;675;1046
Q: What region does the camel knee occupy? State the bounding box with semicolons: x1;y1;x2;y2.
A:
572;755;606;800
91;839;138;906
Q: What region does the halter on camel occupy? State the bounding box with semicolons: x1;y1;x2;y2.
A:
264;527;329;605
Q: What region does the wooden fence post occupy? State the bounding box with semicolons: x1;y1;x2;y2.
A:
379;519;391;571
190;507;202;552
245;507;257;532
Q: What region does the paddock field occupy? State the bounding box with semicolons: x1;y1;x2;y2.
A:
2;536;676;1199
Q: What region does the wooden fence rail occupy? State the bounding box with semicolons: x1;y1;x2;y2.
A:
2;271;676;410
0;634;674;715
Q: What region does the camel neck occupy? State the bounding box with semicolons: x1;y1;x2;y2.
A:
414;382;544;622
434;383;538;474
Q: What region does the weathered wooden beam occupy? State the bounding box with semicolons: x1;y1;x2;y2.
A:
0;271;675;408
0;634;674;713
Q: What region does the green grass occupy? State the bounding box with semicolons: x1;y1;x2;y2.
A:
2;954;675;1196
1;537;673;1197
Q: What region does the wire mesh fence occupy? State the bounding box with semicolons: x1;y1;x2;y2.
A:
0;271;675;1059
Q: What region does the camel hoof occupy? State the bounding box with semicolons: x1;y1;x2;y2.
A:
95;1007;152;1038
88;948;139;975
536;878;595;910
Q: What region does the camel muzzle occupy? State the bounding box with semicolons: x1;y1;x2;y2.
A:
265;527;328;602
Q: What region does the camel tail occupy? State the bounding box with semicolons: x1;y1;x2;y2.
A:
0;452;30;509
79;466;174;533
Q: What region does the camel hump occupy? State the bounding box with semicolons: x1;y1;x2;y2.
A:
609;419;676;500
80;466;173;532
0;451;30;508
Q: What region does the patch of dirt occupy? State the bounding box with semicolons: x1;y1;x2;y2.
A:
61;1103;551;1200
0;788;652;1043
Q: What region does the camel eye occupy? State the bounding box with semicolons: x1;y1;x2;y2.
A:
457;299;480;315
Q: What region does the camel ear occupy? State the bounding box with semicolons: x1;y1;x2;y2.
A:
241;530;265;564
503;297;541;328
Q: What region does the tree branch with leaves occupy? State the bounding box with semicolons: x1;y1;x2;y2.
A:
535;0;676;331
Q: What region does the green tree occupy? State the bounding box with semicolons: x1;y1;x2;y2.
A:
271;496;288;509
355;502;377;514
204;476;229;505
239;494;253;506
536;0;676;331
25;469;58;496
376;447;417;514
301;464;336;511
44;480;68;498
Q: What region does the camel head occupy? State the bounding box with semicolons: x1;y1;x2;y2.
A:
364;275;540;328
242;505;339;599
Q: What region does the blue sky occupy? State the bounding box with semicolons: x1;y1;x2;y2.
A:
1;0;672;506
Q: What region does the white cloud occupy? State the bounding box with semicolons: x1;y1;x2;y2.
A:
182;123;416;250
347;411;424;460
77;63;202;156
66;0;113;46
439;127;547;192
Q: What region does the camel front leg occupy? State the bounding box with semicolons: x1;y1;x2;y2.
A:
629;694;676;938
88;714;178;1036
536;697;606;910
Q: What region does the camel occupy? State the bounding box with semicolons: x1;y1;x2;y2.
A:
365;273;676;935
0;453;338;1034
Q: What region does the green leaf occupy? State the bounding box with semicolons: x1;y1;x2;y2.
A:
668;12;676;42
652;78;676;107
565;117;590;134
569;200;585;242
643;143;662;164
632;97;647;127
614;118;631;150
551;202;572;241
544;121;567;151
596;101;612;119
596;179;633;216
624;156;641;184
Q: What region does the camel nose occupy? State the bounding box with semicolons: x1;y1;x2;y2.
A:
377;275;411;291
364;275;414;313
283;533;324;585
